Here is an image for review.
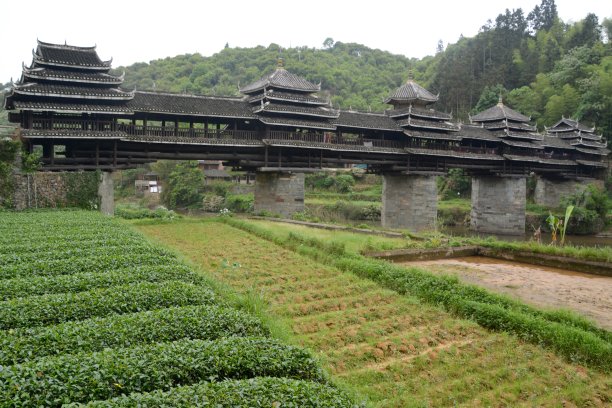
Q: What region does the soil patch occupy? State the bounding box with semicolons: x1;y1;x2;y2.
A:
400;256;612;330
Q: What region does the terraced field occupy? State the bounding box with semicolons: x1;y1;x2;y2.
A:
136;218;612;407
0;211;354;407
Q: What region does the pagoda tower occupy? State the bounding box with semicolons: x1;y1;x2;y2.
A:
239;59;338;132
5;40;133;129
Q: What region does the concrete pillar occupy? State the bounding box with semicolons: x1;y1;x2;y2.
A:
254;172;304;218
381;174;437;232
98;171;114;216
470;176;526;235
534;178;584;208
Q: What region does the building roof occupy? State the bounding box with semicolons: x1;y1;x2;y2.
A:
247;90;328;106
12;82;134;100
540;136;575;150
253;102;339;118
470;98;530;123
22;66;124;85
501;139;544;149
203;169;232;178
10;100;133;114
397;117;459;132
384;79;438;105
33;40;112;70
503;154;577;166
405;147;503;160
555;130;602;141
456;125;501;142
128;91;254;118
548;118;595;133
408;130;462;141
239;65;320;94
333;111;401;131
500;130;543;141
257;116;336;130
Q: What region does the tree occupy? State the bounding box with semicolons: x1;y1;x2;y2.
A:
323;37;335;49
528;0;558;32
472;84;507;114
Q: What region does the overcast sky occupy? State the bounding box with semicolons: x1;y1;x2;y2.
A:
1;0;609;83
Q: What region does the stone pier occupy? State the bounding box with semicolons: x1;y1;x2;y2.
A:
534;177;584;208
470;176;526;235
98;171;114;216
381;174;437;232
254;172;304;218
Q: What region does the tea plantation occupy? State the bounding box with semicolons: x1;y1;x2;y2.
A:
0;211;356;407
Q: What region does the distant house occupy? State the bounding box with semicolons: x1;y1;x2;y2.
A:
135;173;161;194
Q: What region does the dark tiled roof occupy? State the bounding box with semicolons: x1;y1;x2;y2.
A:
397;117;459;131
481;120;536;131
456;125;500;142
387;106;451;120
570;139;607;149
503;154;576;166
333;111;401;131
128;91;254;118
257;116;336;130
555;131;602;141
248;91;328;106
501;139;544;149
11;100;132;114
384;80;438;105
574;147;610;156
541;136;575;150
263;139;406;154
500;130;543;141
34;41;111;70
22;129;126;139
253;103;339;118
240;68;320;94
576;159;608;167
471;101;530;123
549;118;595;133
12;83;134;100
22;67;123;85
405;147;503;160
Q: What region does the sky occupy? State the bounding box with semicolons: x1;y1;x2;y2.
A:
0;0;609;83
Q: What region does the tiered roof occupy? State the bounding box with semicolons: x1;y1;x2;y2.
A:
240;59;338;130
470;97;543;159
5;40;133;114
383;74;438;107
547;118;609;157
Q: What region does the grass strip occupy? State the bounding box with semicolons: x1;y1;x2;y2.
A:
0;305;268;365
70;377;357;408
0;337;325;407
0;281;216;330
223;217;612;370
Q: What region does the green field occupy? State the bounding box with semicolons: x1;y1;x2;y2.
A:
134;217;612;407
0;211;355;407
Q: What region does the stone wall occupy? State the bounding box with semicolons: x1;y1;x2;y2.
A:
13;173;69;210
254;172;305;218
534;178;585;208
381;174;437;232
470;176;526;235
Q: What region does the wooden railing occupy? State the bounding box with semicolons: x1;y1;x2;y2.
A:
32;118;116;131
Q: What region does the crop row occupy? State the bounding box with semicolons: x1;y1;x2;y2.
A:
0;236;148;255
0;337;324;407
70;377;356;408
0;244;170;265
0;305;268;365
224;217;612;371
0;281;216;329
0;252;177;280
0;264;198;300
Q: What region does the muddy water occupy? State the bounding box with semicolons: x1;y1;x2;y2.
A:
399;256;612;330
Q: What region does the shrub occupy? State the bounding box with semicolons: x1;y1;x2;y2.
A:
225;193;254;213
0;281;217;329
202;193;225;212
74;377;357;408
334;174;355;193
0;305;268;365
0;337;325;406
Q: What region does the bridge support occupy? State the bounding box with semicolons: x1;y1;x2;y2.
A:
98;171;114;216
470;176;525;235
254;171;304;218
534;177;584;208
381;174;437;232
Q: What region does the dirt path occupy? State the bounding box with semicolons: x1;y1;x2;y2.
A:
136;220;611;407
400;256;612;331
